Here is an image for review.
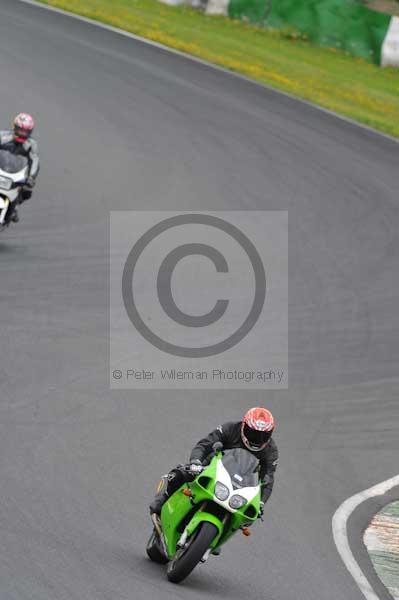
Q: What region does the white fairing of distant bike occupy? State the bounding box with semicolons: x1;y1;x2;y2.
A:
0;163;29;227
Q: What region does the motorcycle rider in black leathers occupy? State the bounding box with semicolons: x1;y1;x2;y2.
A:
150;407;278;520
0;113;39;224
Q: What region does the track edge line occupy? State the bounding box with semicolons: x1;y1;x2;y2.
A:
15;0;399;145
332;475;399;600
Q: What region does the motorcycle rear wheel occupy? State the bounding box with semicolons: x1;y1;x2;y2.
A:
146;529;168;564
167;522;218;583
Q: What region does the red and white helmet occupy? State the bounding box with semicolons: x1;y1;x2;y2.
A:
13;113;35;143
241;407;275;452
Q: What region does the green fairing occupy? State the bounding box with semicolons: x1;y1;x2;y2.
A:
160;452;261;559
228;0;391;64
185;511;224;543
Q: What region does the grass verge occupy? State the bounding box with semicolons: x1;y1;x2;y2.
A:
37;0;399;137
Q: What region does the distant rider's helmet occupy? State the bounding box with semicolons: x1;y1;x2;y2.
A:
13;113;35;143
241;407;275;452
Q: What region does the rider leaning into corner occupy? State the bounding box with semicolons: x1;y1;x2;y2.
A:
0;113;39;223
150;407;279;522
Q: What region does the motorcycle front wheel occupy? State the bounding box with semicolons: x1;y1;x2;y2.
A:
167;521;218;583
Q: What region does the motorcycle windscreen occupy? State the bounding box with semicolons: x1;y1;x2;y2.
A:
221;448;259;489
0;149;28;174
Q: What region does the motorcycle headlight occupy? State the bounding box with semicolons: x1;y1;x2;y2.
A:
214;481;229;501
0;176;12;191
229;495;247;509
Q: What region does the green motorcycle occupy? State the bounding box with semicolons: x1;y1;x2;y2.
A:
146;444;262;583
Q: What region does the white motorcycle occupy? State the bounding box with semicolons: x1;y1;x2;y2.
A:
0;149;29;231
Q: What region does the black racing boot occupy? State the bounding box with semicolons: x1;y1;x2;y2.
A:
10;209;19;223
149;489;168;515
149;476;169;515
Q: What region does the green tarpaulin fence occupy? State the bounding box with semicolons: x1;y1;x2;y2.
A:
228;0;391;63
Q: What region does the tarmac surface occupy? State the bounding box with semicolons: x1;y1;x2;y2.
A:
0;1;398;598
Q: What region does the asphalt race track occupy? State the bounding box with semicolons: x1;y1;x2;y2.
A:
1;1;398;599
